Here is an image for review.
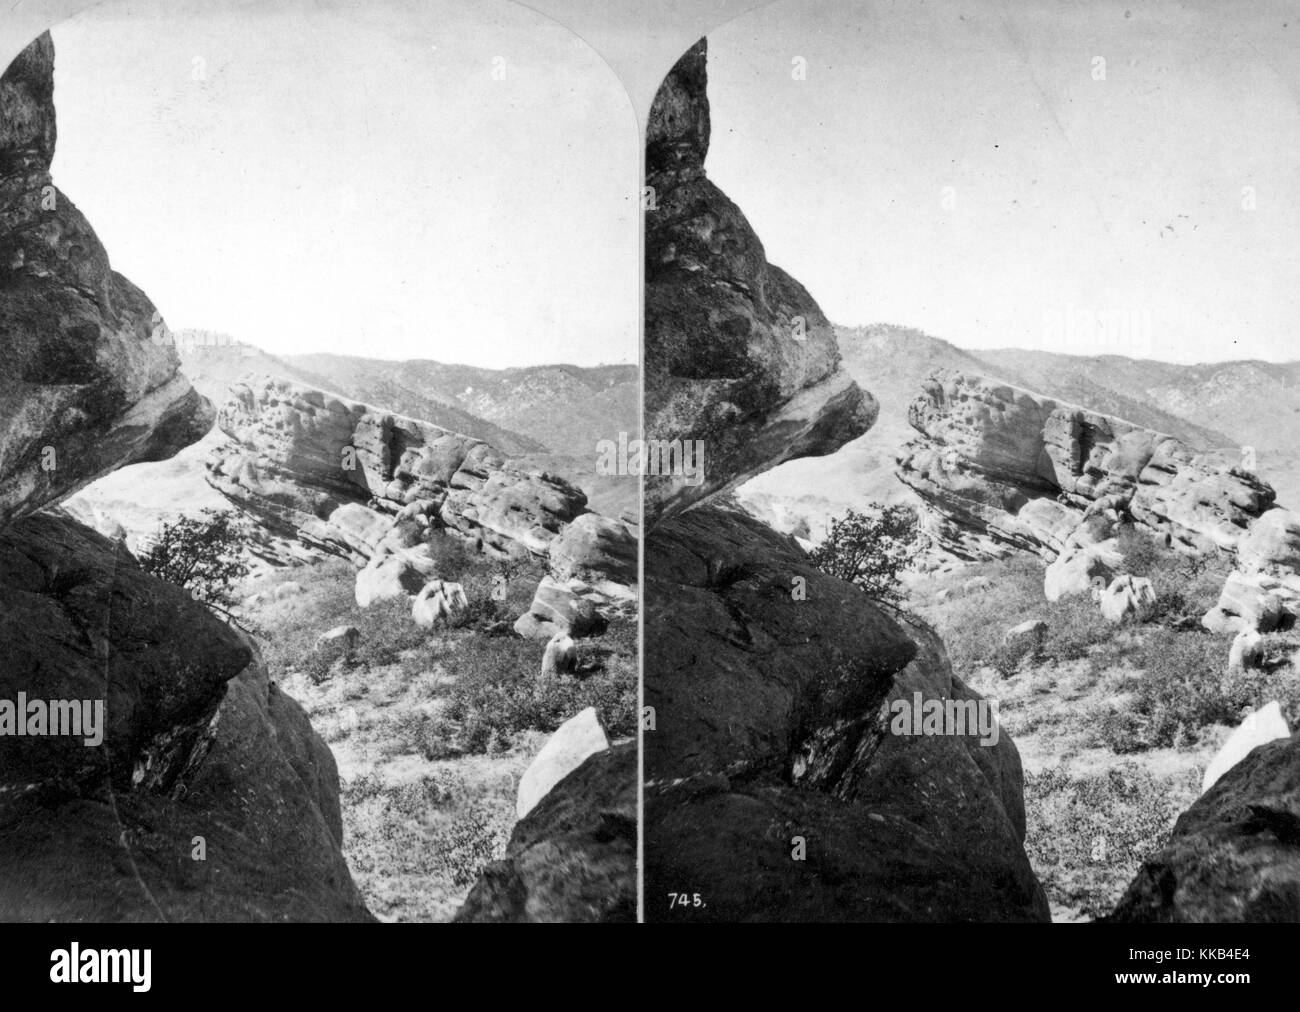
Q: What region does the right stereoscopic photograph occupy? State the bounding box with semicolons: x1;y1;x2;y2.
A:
642;1;1300;922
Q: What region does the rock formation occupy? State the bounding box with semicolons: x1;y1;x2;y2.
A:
642;39;1047;922
455;742;635;922
897;370;1276;561
644;39;876;521
1110;732;1300;922
207;376;588;563
0;35;368;921
0;33;213;528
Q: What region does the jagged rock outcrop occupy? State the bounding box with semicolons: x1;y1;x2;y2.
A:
0;34;214;528
897;370;1276;561
207;376;588;563
1109;732;1300;922
0;514;371;920
644;39;876;522
514;512;638;639
454;743;635;923
1204;508;1300;635
642;40;1046;922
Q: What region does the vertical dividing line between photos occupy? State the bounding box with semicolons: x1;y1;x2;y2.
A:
635;113;646;927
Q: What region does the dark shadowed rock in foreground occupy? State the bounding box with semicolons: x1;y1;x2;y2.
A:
644;506;1048;922
1109;733;1300;922
643;39;876;522
455;743;636;923
0;34;213;528
0;514;370;920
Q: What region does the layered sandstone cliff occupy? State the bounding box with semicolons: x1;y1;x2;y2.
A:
207;376;590;563
897;369;1276;560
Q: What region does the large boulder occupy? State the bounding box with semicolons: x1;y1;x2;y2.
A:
513;575;606;640
455;743;635;922
0;513;371;920
410;579;468;628
1110;732;1300;922
1044;539;1123;602
1203;571;1289;635
644;506;1048;921
354;547;435;608
1099;574;1158;624
0;34;214;528
548;512;637;587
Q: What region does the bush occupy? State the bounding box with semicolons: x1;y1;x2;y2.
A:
427;617;638;755
1095;628;1300;752
1024;761;1196;918
140;508;249;612
1114;524;1232;623
809;504;927;604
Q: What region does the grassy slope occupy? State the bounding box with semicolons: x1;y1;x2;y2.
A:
904;537;1299;921
238;546;636;922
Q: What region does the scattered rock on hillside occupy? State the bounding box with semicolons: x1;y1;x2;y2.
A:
1100;574;1158;624
1044;539;1123;601
411;579;468;628
513;575;606;640
1004;618;1047;652
315;624;360;663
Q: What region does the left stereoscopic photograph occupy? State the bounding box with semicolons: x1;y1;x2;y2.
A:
0;0;638;922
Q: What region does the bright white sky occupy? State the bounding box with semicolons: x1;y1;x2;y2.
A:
49;0;638;367
705;0;1300;364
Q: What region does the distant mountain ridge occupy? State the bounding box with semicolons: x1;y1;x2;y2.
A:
286;353;637;459
174;334;547;457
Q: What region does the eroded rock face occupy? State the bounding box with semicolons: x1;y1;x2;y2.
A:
0;34;214;528
0;514;370;921
644;506;1049;921
455;743;636;923
1110;733;1300;922
897;370;1275;560
643;39;876;522
207;376;588;563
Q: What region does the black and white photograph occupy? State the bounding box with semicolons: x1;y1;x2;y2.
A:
0;0;1297;983
643;0;1300;926
0;0;638;924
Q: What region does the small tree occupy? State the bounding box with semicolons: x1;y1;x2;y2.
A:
808;504;925;604
140;508;249;616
